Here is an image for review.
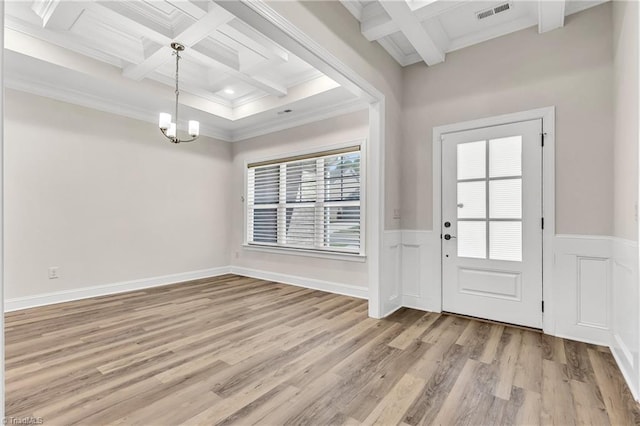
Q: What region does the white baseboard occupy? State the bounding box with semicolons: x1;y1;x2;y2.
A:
610;238;640;402
611;333;640;401
230;266;368;300
5;266;232;312
401;299;433;312
5;265;368;312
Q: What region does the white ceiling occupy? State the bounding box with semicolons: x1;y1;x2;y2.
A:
5;0;609;142
340;0;609;67
4;0;364;142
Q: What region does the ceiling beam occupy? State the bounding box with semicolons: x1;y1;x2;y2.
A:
378;1;444;66
218;20;289;63
4;28;234;120
339;0;363;21
31;0;85;31
123;46;173;80
118;3;286;96
88;3;173;44
214;0;377;103
538;0;566;33
360;2;397;41
165;0;207;20
361;1;467;41
405;0;439;12
175;7;234;46
189;48;287;96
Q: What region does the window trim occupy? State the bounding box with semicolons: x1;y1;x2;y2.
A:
243;139;367;258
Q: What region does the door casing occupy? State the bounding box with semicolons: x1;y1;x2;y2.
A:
441;119;543;328
432;107;556;334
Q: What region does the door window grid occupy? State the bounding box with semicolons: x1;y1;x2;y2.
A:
456;137;523;261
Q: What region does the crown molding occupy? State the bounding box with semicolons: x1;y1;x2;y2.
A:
230;98;367;142
5;75;369;144
5;76;234;142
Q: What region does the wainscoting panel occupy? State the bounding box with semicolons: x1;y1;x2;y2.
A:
381;230;403;317
402;243;421;298
576;257;610;328
611;238;639;400
400;230;440;312
395;231;638;400
553;235;612;346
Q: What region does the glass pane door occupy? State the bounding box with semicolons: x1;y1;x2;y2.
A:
456;136;523;262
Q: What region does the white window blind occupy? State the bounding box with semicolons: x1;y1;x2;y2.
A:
247;147;362;255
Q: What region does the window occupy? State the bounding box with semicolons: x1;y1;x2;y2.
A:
246;146;363;255
456;136;523;262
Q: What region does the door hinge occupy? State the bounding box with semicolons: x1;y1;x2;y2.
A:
541;132;546;147
542;300;545;312
541;217;544;229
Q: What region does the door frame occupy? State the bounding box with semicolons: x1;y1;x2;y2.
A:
432;107;556;334
214;2;390;318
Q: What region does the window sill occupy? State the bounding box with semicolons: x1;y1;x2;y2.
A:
242;244;367;263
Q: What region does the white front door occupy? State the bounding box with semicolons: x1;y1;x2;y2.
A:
441;119;543;328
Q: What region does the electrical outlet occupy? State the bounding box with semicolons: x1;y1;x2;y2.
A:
393;209;401;220
48;266;59;279
235;251;240;259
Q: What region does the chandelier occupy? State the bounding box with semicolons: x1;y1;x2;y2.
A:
158;42;200;144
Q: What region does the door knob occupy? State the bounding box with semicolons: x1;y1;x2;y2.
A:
444;234;456;240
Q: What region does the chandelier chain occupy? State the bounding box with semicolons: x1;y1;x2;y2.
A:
174;49;180;132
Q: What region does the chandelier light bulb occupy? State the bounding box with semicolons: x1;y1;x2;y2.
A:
158;113;171;130
166;122;177;138
188;120;200;137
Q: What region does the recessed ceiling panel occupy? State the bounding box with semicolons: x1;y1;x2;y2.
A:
4;0;364;141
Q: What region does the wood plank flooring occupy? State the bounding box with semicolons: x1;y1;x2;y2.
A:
5;274;640;425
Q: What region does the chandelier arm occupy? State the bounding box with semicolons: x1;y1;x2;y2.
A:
159;127;178;144
176;136;198;143
160;128;198;144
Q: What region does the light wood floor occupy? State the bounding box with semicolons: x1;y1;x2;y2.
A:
6;274;640;425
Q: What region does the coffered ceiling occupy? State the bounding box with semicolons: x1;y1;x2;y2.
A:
4;0;364;142
340;0;608;67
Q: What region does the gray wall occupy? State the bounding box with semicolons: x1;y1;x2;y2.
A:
268;0;404;230
613;0;639;241
230;110;370;289
401;3;614;235
4;89;232;299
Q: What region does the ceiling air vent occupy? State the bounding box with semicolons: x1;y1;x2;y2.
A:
476;2;511;20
